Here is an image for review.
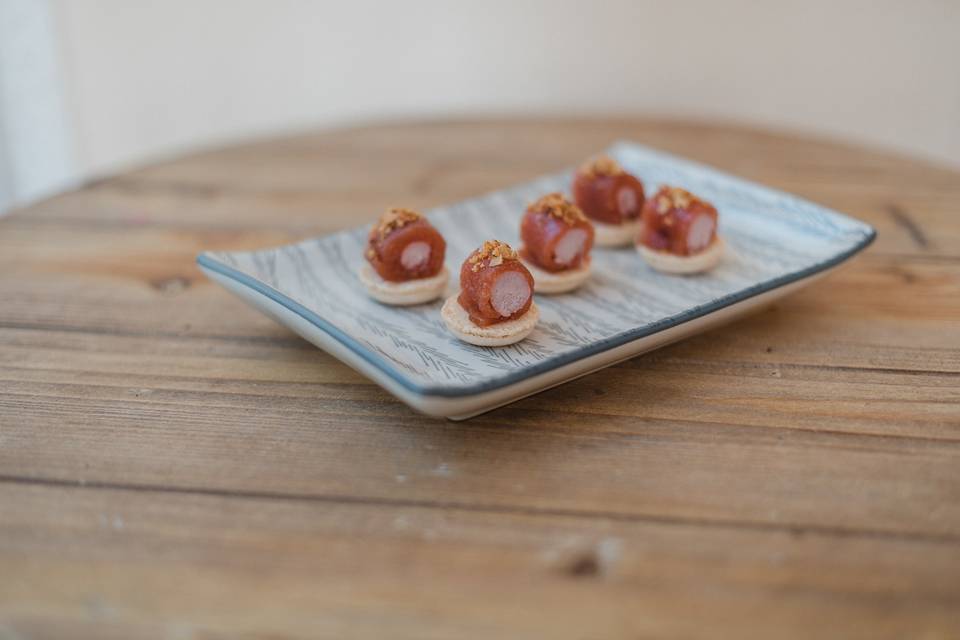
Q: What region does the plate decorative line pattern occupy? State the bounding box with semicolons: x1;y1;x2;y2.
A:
198;142;876;399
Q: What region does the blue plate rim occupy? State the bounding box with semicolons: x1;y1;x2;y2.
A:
197;225;875;398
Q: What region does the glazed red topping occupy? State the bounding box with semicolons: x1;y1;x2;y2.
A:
638;186;718;256
572;156;645;225
519;193;594;272
458;240;534;327
365;208;446;282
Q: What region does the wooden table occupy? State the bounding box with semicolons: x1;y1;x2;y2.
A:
2;119;958;639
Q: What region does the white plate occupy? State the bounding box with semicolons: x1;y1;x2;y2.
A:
198;142;875;419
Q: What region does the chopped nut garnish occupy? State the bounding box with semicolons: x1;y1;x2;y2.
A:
656;187;702;214
667;187;693;209
375;207;422;241
528;192;587;226
578;155;624;178
468;239;518;272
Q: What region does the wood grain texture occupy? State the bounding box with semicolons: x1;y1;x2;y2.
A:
1;119;958;639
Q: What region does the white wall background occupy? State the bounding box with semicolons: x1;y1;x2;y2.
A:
2;0;959;211
0;0;73;209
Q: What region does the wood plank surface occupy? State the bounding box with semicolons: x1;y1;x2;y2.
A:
3;483;957;640
1;119;958;638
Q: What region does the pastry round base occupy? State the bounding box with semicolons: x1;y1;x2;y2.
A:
591;218;640;247
637;237;725;274
520;256;591;294
359;264;449;305
441;296;539;346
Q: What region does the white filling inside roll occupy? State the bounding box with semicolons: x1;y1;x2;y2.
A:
687;215;715;253
616;186;638;217
490;271;531;317
553;228;588;266
400;241;431;270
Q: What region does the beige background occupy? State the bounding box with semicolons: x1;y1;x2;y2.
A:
2;0;959;209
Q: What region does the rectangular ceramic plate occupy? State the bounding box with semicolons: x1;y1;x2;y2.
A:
198;142;875;419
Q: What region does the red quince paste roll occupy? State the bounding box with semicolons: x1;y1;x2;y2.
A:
458;240;534;326
572;155;645;246
519;193;594;293
636;186;724;274
520;193;594;272
359;207;449;305
441;240;539;347
365;208;445;282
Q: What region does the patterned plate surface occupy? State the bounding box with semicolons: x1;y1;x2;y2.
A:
198;142;875;398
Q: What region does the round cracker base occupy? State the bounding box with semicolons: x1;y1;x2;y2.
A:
441;296;539;346
637;236;725;275
359;264;449;305
520;256;591;294
591;218;640;247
